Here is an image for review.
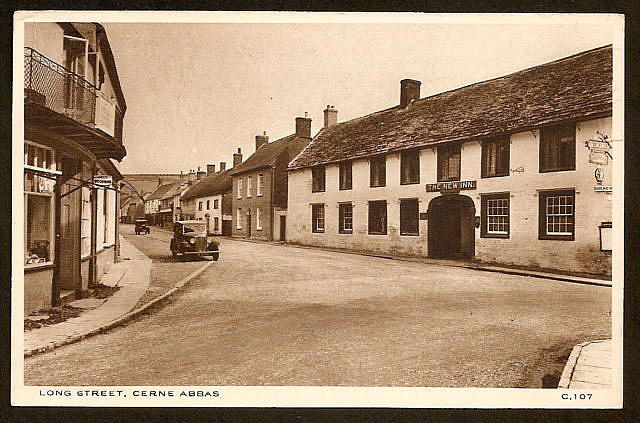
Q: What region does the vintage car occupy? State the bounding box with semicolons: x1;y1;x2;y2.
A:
170;220;220;261
134;218;150;235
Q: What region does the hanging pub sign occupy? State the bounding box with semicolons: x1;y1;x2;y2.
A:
585;132;612;165
93;175;113;187
426;180;477;193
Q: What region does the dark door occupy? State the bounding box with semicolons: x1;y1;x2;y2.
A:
59;157;82;291
427;194;475;259
280;215;286;242
247;210;252;237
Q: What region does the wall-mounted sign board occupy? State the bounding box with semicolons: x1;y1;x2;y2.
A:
93;175;113;187
426;180;477;193
594;186;612;192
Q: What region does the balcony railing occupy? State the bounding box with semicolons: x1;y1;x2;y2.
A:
24;47;123;144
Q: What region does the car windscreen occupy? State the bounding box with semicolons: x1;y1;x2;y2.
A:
182;223;207;235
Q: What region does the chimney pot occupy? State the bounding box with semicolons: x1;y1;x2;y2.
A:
323;105;338;128
207;164;216;176
295;115;312;138
255;132;269;151
233;148;243;168
400;79;421;108
219;161;226;171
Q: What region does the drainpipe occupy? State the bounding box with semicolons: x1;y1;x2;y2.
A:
114;182;120;262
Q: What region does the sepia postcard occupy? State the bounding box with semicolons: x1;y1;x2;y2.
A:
12;11;624;408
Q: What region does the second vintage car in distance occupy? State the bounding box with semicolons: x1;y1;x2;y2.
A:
170;220;220;261
134;218;150;235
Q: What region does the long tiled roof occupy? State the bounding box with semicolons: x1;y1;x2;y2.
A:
146;182;179;200
181;170;232;200
289;45;612;170
229;134;305;176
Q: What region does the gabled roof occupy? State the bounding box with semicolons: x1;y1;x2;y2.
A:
181;170;232;201
146;182;178;201
289;45;612;170
229;133;304;176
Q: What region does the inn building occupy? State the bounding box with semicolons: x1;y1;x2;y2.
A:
23;22;127;313
287;46;613;276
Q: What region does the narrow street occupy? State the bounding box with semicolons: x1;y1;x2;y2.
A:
24;224;611;388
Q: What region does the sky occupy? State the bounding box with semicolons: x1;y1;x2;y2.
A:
102;17;617;174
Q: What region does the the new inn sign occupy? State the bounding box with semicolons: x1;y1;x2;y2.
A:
426;180;477;193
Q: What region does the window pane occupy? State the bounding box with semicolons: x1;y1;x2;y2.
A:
26;194;52;264
368;201;387;234
339;203;353;233
400;199;419;235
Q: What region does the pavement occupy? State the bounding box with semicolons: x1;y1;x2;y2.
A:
558;339;612;389
23;236;152;357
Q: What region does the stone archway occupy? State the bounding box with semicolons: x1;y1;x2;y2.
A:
427;194;476;259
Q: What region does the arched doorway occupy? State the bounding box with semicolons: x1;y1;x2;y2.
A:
427;194;476;259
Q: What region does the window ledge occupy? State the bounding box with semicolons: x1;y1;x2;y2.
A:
481;173;510;179
538;235;575;241
24;262;53;272
368;232;388;236
400;181;420;186
539;168;576;174
312;230;325;234
339;231;353;235
370;185;386;188
400;232;420;236
481;233;510;239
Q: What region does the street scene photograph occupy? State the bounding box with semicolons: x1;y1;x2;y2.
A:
13;12;623;408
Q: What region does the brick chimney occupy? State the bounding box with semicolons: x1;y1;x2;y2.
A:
323;105;338;128
233;148;243;168
400;79;421;108
219;161;226;171
295;113;312;138
256;131;269;151
197;166;206;180
188;169;197;182
207;164;216;176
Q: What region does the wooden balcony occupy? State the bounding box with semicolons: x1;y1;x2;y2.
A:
24;47;125;161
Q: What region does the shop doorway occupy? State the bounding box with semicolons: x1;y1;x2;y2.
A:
427;194;475;259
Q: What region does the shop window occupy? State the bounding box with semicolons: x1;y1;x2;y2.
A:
370;156;386;187
25;194;52;265
400;151;420;185
539;189;575;240
540;125;576;172
368;200;387;235
339;161;352;190
312;166;326;192
437;144;461;182
400;198;419;235
312;204;325;233
482;137;510;178
339;203;353;234
481;193;510;238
